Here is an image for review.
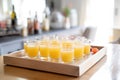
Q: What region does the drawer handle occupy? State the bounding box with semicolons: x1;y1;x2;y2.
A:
17;49;22;51
8;51;12;54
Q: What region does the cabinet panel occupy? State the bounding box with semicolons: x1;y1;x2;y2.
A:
0;41;23;55
0;48;1;55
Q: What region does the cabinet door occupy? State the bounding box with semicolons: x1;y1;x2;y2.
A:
0;40;23;55
0;48;1;55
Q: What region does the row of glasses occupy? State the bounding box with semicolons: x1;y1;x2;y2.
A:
23;35;91;63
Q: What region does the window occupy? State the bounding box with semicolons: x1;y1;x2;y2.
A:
11;0;46;25
84;0;114;44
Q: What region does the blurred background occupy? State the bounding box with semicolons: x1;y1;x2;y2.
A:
0;0;117;44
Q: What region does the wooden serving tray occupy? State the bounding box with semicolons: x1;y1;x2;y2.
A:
3;46;106;77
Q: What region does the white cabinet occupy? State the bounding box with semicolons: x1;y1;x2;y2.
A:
0;40;23;55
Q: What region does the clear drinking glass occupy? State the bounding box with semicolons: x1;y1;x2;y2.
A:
49;35;61;62
39;36;49;60
27;41;39;59
61;38;74;63
23;39;30;57
84;39;91;55
74;38;84;60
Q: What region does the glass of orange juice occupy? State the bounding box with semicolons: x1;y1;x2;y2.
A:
84;39;91;55
23;40;29;55
49;36;61;62
39;37;49;60
61;38;74;63
61;44;74;63
27;41;39;58
74;40;84;60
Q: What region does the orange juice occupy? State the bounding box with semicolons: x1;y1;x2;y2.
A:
49;39;60;60
27;44;39;58
84;44;91;55
38;37;49;59
61;39;74;63
61;49;74;63
49;46;60;59
39;45;49;57
74;46;84;60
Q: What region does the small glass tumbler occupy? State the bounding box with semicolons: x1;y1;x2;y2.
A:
39;38;49;60
49;35;61;62
61;45;74;63
74;37;84;60
27;41;39;59
23;40;29;56
84;39;91;55
61;39;74;63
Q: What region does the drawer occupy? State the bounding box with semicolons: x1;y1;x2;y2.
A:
1;41;23;55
